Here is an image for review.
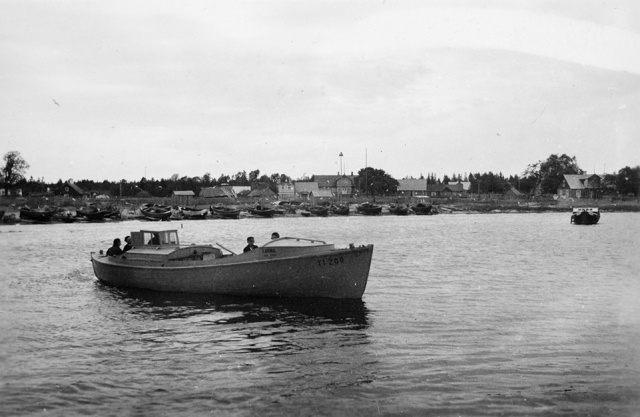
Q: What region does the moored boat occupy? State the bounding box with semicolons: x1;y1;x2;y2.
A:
411;203;435;215
19;205;56;222
571;207;600;225
77;205;110;221
91;229;374;299
248;204;275;218
181;207;208;219
388;203;409;215
356;202;382;215
140;203;172;221
308;205;330;216
210;205;242;219
330;204;350;215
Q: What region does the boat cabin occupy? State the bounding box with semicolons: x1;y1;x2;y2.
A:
131;230;180;247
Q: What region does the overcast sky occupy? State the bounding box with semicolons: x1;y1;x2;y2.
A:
1;0;639;183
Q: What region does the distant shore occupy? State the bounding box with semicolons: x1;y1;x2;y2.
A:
2;198;638;225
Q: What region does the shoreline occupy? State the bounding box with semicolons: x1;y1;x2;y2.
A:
2;201;638;225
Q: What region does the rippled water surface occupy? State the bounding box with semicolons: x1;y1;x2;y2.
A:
1;212;639;416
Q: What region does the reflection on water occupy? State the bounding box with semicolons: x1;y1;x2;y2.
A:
98;284;370;327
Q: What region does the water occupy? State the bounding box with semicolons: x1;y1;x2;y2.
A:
1;212;639;416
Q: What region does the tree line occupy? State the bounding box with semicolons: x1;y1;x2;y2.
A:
2;151;639;198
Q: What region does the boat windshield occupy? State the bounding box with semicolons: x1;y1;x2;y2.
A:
131;230;180;247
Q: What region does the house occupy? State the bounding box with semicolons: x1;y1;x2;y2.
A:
310;189;333;202
558;174;601;199
57;180;89;199
172;190;195;206
247;188;277;200
312;174;356;197
397;179;428;197
294;182;320;200
504;185;523;200
200;185;236;200
277;182;295;200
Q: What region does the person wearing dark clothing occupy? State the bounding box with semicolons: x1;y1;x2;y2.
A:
271;232;280;240
243;236;258;252
122;236;133;253
106;238;123;256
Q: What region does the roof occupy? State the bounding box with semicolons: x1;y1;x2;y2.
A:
563;174;601;190
294;182;320;194
64;180;85;195
398;179;427;191
173;190;195;196
248;188;277;198
200;186;236;198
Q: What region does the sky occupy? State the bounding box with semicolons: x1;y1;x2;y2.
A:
1;0;639;183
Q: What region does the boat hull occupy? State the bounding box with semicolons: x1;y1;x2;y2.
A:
92;245;373;299
571;210;600;225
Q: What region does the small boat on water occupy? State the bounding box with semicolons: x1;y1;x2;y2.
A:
180;207;208;219
571;207;600;225
411;203;435;215
91;229;374;299
356;202;382;215
210;205;242;219
140;203;172;221
19;205;56;222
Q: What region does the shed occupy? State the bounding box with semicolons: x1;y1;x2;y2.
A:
172;190;195;206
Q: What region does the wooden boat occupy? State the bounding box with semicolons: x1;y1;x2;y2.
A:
331;204;350;216
308;206;330;216
210;205;241;219
388;203;409;215
140;203;172;221
77;205;110;221
248;204;275;218
55;210;77;223
91;229;374;299
411;203;435;215
20;206;55;222
571;207;600;225
356;202;382;215
181;207;208;219
19;205;56;222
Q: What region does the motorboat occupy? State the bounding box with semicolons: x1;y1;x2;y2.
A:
571;207;600;225
388;203;409;215
331;204;350;215
248;204;275;218
91;229;374;299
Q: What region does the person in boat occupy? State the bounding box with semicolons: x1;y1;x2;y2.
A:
243;236;258;252
106;238;123;256
148;233;160;245
122;236;133;253
271;232;280;240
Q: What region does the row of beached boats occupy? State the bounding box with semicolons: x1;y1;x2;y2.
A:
168;202;438;220
8;201;440;223
16;204;121;223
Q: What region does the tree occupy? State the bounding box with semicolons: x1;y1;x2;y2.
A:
2;151;30;195
356;167;398;197
524;154;583;195
616;166;640;196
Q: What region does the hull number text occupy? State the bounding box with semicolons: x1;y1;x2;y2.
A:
317;256;345;267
